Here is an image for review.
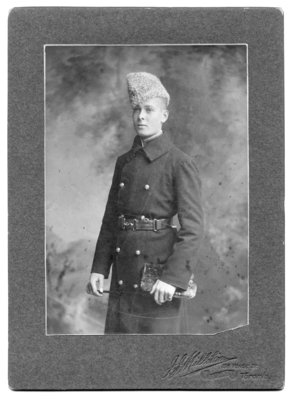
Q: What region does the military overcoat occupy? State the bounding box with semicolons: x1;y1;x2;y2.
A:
91;132;204;333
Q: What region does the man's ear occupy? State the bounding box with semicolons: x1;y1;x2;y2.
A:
161;109;169;123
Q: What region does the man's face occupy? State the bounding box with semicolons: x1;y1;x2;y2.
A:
132;97;169;138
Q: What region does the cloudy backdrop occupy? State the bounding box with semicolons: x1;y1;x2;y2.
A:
45;45;248;335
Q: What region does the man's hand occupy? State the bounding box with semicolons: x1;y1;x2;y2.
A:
150;279;176;305
89;273;104;297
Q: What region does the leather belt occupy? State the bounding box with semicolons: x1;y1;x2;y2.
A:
118;215;172;232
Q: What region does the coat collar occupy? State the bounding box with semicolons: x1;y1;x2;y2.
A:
131;132;173;162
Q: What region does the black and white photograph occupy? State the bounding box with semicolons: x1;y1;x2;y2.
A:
45;45;248;335
7;6;284;390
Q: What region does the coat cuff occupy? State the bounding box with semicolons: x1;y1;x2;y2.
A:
159;275;190;291
90;263;110;279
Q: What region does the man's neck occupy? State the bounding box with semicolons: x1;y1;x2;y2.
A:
140;130;163;147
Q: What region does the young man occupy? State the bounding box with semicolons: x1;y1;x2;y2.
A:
89;72;204;334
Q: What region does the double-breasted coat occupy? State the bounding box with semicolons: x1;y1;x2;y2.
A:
91;132;204;334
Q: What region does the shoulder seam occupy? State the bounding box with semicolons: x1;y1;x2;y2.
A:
177;156;200;174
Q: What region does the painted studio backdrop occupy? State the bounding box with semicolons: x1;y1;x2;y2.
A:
45;45;248;335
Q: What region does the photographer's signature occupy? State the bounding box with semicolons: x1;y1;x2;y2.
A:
162;350;269;381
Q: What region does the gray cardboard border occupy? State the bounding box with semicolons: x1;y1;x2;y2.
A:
8;7;284;390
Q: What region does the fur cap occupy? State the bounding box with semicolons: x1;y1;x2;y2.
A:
126;72;170;108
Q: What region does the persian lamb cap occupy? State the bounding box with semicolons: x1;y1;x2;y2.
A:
126;72;170;107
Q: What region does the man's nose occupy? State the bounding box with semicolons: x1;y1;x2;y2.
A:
138;110;146;120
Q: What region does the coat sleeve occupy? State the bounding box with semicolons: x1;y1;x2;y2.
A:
90;158;121;278
161;158;204;290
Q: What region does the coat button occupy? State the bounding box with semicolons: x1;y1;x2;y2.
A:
118;280;123;285
119;182;125;188
133;284;139;289
144;184;150;190
116;247;121;253
135;250;141;256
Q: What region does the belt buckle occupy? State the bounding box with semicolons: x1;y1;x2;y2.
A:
124;219;136;231
124;221;132;230
153;219;158;232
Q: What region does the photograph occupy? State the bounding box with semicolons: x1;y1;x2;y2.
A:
45;44;248;335
8;6;284;390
